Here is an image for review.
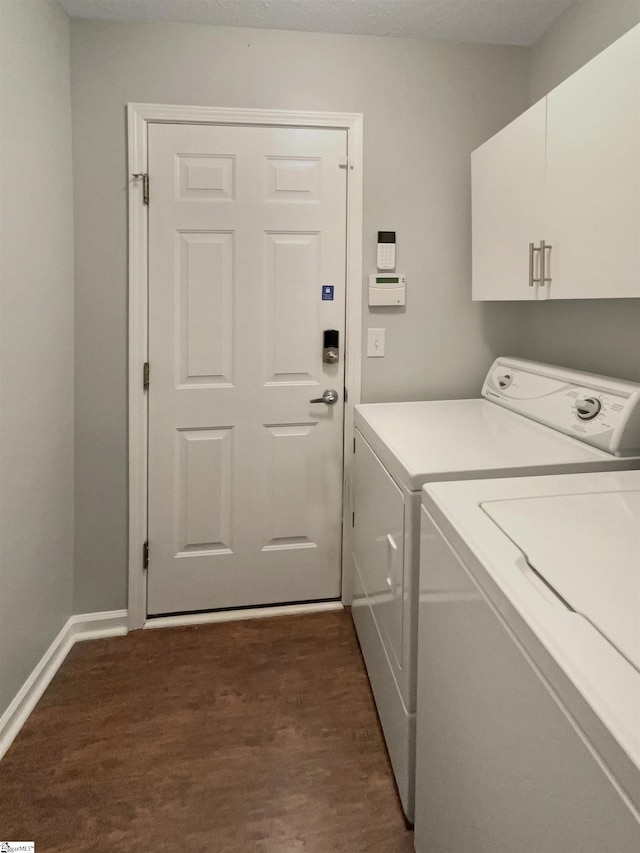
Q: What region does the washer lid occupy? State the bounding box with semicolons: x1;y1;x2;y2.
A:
482;491;640;672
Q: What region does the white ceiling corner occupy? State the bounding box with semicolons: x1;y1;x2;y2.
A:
58;0;575;46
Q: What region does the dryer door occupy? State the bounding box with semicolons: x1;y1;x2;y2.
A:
353;430;405;670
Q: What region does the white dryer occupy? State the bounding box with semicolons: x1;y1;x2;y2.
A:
416;469;640;852
351;357;640;820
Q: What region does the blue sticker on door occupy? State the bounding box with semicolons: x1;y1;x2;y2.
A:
322;285;334;301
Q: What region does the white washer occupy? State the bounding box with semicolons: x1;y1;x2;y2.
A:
416;470;640;852
351;357;640;820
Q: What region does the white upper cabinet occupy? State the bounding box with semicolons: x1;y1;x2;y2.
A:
545;26;639;299
472;24;639;301
472;100;546;301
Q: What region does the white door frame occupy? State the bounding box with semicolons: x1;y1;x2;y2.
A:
127;103;363;630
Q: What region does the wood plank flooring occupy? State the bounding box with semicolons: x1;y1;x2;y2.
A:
0;610;414;852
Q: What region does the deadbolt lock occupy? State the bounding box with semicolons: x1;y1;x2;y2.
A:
323;329;339;364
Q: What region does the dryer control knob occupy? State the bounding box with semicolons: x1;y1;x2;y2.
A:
575;397;601;420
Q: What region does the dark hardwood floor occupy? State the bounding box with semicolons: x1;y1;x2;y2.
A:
0;610;414;852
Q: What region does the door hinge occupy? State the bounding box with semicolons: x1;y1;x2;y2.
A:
132;172;149;205
143;361;150;390
353;436;356;453
344;386;348;403
352;511;355;528
143;540;149;569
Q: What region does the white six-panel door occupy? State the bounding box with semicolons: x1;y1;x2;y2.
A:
146;123;347;616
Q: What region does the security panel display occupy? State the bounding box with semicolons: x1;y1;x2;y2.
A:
377;231;396;270
369;274;406;306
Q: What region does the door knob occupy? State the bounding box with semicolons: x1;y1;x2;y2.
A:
310;388;339;405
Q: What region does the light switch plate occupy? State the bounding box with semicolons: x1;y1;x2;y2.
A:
367;328;385;357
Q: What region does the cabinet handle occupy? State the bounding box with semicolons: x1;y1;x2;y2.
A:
540;240;552;286
529;242;541;287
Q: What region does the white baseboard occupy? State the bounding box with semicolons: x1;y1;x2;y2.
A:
144;600;343;630
0;609;128;761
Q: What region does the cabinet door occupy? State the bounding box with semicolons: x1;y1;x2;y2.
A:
472;99;546;301
544;25;639;299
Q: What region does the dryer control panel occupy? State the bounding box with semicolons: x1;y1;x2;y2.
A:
482;358;640;457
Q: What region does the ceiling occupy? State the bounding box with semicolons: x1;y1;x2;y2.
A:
58;0;575;46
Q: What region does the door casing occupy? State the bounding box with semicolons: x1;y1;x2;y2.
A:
127;103;364;630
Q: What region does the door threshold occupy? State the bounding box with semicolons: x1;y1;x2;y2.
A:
143;600;343;630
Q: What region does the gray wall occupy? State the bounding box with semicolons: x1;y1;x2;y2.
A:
0;1;74;719
70;20;531;613
518;1;640;381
